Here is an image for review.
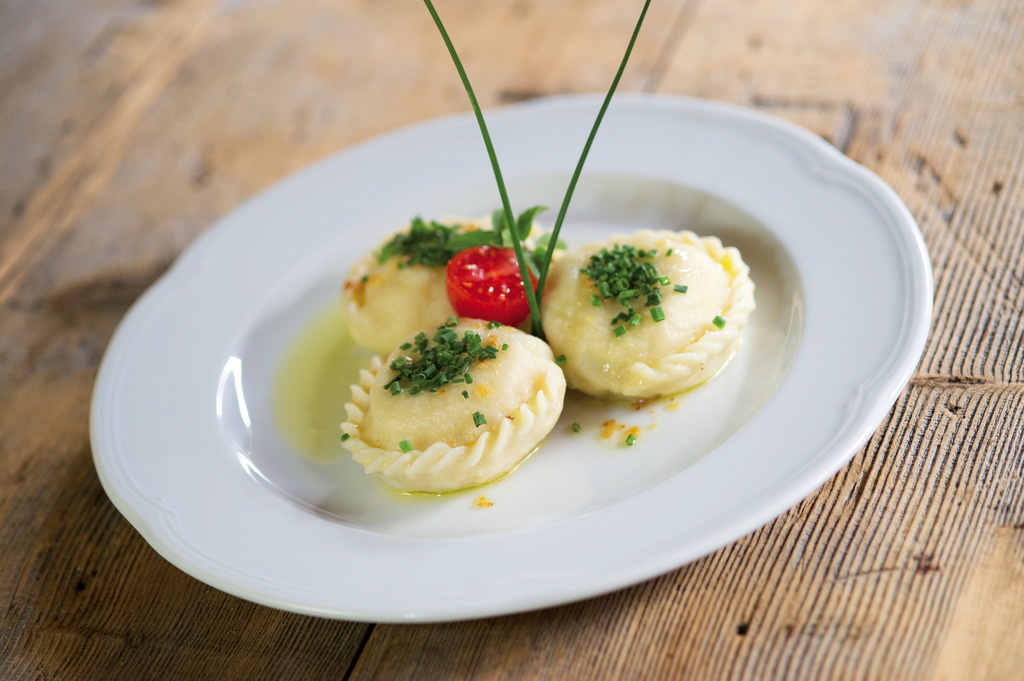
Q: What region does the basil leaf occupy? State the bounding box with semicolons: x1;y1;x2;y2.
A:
536;231;567;251
515;205;547;240
448;230;500;251
522;249;541;279
491;209;507;234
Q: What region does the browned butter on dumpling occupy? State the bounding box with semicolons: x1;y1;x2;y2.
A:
340;317;566;493
541;229;755;399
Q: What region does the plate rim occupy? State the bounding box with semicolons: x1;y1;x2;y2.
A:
90;93;933;622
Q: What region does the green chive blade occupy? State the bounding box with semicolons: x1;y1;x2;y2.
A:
535;0;653;304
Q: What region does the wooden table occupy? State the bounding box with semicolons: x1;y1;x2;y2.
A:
3;0;1022;678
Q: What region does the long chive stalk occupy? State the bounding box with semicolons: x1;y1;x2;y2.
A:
535;0;651;305
424;0;651;339
422;0;544;337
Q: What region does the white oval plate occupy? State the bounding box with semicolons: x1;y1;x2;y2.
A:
91;94;931;622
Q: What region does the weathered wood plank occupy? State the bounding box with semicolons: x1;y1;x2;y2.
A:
0;0;219;301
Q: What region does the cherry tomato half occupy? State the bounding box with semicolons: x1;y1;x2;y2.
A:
445;246;537;326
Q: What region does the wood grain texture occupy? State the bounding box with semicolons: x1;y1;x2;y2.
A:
1;0;1022;679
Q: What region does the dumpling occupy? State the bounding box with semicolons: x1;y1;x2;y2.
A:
541;229;755;399
342;214;545;352
341;317;566;493
342;216;484;353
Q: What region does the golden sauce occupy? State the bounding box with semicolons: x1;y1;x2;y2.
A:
272;300;373;462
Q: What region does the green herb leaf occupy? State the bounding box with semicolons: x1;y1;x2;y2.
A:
713;315;726;329
521;249;542;279
536;232;568;252
399;439;413;453
533;231;569;268
447;229;501;252
378;216;507;268
473;411;487;427
515;205;547;241
385;321;503;395
491;208;506;234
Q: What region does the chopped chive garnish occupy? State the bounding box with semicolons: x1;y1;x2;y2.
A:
713;315;726;329
341;433;350;442
462;390;469;399
625;433;637;446
582;243;672;336
399;439;413;452
378;211;547;270
571;422;581;433
384;322;504;395
502;343;509;350
590;294;602;307
666;249;673;256
472;411;486;427
377;217;469;268
555;354;567;366
360;275;369;284
486;320;503;329
674;284;688;294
